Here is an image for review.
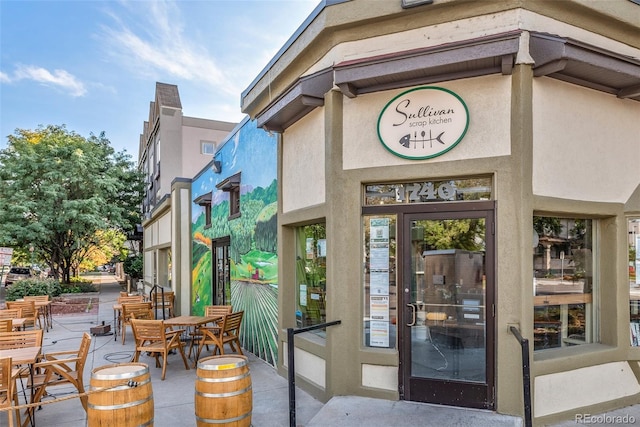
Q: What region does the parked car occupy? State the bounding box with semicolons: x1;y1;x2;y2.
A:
4;266;35;286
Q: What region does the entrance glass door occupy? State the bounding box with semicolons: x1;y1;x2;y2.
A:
402;210;494;409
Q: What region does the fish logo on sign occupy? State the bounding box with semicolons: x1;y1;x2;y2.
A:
377;86;469;160
399;130;446;149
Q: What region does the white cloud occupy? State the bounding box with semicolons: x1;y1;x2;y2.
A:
0;71;10;83
8;65;87;97
100;1;236;96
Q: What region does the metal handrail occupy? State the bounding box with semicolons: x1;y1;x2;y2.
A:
287;320;342;427
149;284;166;320
509;326;532;427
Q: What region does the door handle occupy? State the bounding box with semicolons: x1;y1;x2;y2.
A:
406;303;417;327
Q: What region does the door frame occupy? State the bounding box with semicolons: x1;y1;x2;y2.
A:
364;200;496;409
400;202;495;409
211;236;231;306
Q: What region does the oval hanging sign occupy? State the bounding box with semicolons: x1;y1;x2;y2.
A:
377;86;469;160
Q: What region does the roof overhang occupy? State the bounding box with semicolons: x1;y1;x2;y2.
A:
529;32;640;100
256;68;334;132
255;30;640;132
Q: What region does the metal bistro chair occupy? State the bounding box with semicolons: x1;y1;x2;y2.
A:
130;319;190;380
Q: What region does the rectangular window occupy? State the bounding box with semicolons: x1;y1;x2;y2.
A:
296;224;327;336
533;216;597;351
205;204;212;228
229;186;240;218
364;177;492;206
201;140;215;155
216;173;241;219
362;215;397;349
628;218;640;345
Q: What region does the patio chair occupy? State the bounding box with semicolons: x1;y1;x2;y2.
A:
196;311;244;360
23;296;50;331
152;291;175;319
188;305;232;358
120;302;153;345
1;357;21;427
0;319;13;332
29;332;92;413
0;329;44;350
130;319;189;380
0;309;23;320
5;301;40;330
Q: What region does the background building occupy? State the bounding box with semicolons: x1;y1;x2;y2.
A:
138;82;236;314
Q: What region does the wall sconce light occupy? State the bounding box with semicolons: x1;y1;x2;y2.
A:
213;160;222;174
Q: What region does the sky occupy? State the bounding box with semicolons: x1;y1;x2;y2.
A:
0;0;319;158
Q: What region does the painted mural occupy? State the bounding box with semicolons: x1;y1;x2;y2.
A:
191;117;278;365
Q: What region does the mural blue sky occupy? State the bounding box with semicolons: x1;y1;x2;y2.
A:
0;0;318;156
192;117;277;222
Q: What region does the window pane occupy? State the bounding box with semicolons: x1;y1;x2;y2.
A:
296;224;327;337
363;215;397;349
201;141;215;155
364;177;492;206
533;217;596;351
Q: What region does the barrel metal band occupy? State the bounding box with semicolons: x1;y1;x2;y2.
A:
87;394;153;410
90;378;151;391
195;411;251;424
92;369;149;380
199;360;247;370
197;372;249;383
195;385;252;398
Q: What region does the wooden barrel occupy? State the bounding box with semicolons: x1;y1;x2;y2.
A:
195;355;252;427
88;363;154;427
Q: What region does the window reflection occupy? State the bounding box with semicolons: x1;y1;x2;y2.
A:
533;217;596;351
296;224;327;336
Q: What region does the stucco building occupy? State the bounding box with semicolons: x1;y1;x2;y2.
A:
138;82;236;314
238;0;640;424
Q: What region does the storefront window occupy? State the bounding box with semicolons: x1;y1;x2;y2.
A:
628;218;640;345
533;216;597;351
296;224;327;336
363;215;397;349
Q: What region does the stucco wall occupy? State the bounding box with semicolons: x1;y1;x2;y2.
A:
343;75;512;170
282;107;325;213
532;78;640;203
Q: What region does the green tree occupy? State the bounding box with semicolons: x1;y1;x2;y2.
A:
0;125;144;283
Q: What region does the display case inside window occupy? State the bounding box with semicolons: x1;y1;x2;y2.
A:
296;224;327;336
533;216;597;351
363;215;397;349
628;218;640;346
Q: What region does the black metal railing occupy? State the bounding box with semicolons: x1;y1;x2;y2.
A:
287;320;341;427
149;284;166;320
509;325;532;427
